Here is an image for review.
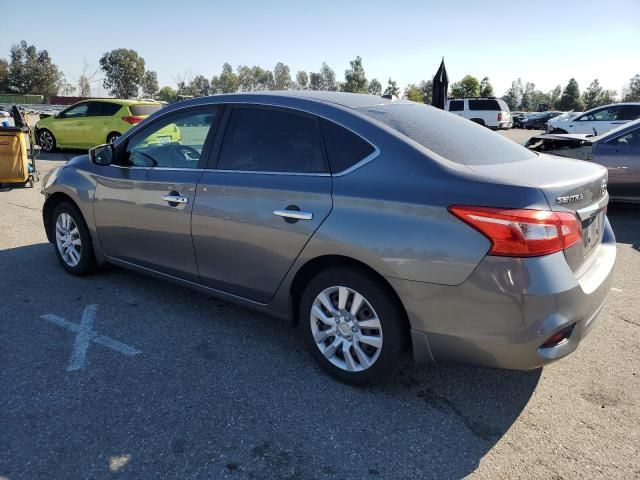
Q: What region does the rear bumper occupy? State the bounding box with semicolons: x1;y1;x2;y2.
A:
391;217;616;369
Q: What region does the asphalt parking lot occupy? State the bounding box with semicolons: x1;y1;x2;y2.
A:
1;130;639;480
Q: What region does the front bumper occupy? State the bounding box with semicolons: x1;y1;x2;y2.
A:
390;217;616;369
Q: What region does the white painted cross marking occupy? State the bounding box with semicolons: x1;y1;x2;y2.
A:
41;304;141;371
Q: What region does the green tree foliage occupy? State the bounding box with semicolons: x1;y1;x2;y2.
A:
479;77;494;97
211;63;240;94
7;40;62;99
295;71;308;90
140;70;159;98
419;80;433;104
342;56;368;93
157;86;177;103
189;75;210;96
320;62;337;91
99;48;145;98
557;78;584;111
548;85;562;109
308;72;322;91
582;79;617;110
450;75;481;98
622;74;640;102
0;58;9;92
57;75;76;96
368;78;382;96
384;78;400;97
501;78;523;110
273;62;292;90
404;83;424;102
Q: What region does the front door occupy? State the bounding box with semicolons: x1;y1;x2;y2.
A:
192;105;333;303
56;102;89;146
94;106;220;281
594;125;640;201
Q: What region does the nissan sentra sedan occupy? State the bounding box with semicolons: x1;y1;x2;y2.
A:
41;92;616;385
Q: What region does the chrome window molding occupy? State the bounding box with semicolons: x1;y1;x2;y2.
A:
109;164;205;172
213;169;330;177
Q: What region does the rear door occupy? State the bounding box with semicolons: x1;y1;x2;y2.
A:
85;101;122;146
192;105;332;303
94;106;219;281
593;124;640;201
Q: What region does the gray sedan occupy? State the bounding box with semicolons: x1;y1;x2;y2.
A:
41;92;616;385
525;118;640;203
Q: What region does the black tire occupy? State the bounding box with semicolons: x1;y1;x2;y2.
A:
106;132;121;144
38;128;57;152
299;266;408;386
51;201;96;275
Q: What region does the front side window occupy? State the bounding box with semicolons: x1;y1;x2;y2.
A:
61;103;89;118
448;100;464;111
607;127;640;147
321;120;375;173
124;108;217;168
217;107;326;173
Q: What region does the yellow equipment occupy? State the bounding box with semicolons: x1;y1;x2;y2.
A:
0;107;39;188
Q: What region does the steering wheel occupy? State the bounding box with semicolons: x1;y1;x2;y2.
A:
170;145;200;163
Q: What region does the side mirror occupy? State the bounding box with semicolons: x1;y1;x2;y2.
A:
89;143;114;165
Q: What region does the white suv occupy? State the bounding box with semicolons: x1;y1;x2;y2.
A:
446;97;511;129
547;103;640;136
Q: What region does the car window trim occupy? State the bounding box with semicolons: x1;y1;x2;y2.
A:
61;102;90;119
114;104;222;170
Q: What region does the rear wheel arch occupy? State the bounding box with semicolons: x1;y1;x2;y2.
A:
470;118;486;126
106;131;121;144
289;255;410;333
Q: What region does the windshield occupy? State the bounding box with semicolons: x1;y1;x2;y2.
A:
357;103;535;165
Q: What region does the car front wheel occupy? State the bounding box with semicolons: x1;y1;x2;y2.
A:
51;202;96;275
300;266;408;386
38;129;56;152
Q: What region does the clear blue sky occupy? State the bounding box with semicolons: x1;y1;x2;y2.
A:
3;0;639;97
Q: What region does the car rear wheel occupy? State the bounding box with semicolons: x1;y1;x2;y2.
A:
38;129;56;152
106;132;120;144
300;266;408;386
51;202;96;275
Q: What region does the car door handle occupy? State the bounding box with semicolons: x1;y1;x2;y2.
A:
161;194;189;204
273;209;313;220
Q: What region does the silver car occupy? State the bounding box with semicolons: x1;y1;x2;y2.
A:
41;92;616;385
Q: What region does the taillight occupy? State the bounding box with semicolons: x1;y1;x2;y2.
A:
122;116;144;124
497;112;503;121
448;205;581;257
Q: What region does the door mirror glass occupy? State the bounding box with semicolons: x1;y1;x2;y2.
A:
90;143;114;165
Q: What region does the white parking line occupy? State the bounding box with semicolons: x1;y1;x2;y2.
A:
41;304;141;371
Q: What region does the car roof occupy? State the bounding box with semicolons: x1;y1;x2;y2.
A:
78;98;161;105
581;102;640;114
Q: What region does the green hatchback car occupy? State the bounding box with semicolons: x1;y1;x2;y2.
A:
35;99;167;152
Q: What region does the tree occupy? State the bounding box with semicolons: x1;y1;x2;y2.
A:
319;62;337;91
295;71;308;90
384;78;400;97
251;66;274;91
99;48;145;98
211;62;239;94
157;86;177;103
368;78;382;96
309;72;322;91
479;77;494;97
502;78;523;110
7;40;62;100
76;60;100;97
273;62;292;90
548;85;562;109
190;75;210;96
582;79;617;110
0;58;9;92
419;80;433;104
450;75;481;98
404;83;424;102
622;74;640;102
141;70;159;98
557;78;584;111
343;56;368;93
57;75;76;96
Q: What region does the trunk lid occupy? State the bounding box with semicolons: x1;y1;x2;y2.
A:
466;153;608;272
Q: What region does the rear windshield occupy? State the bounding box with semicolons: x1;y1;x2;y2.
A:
468;99;504;111
356;103;534;165
129;104;162;116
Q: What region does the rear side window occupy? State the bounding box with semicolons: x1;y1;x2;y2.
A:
357;103;534;165
448;100;464;111
321;120;374;173
218;107;326;173
616;106;640;121
468;99;501;111
129;104;162;116
87;102;121;116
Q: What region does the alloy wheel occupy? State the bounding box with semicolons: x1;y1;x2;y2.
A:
55;213;82;267
39;131;54;151
310;286;383;372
